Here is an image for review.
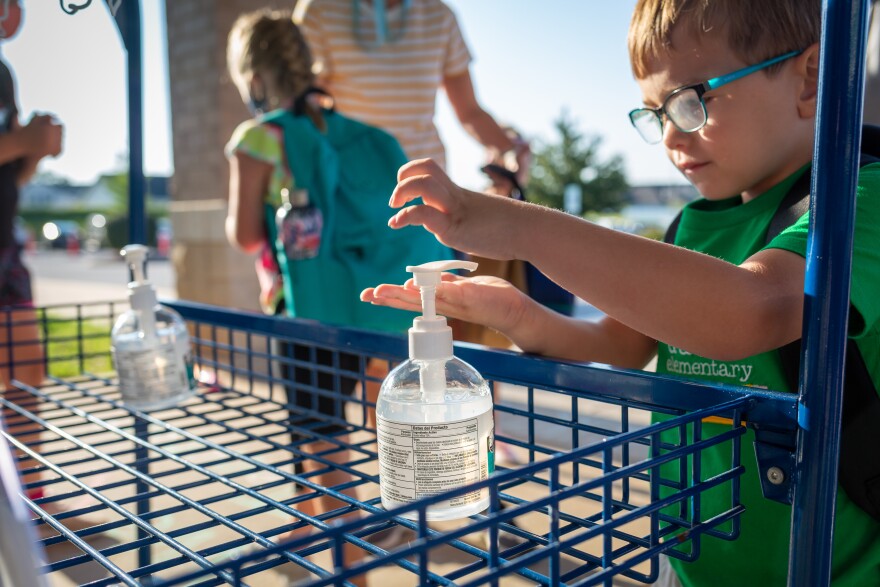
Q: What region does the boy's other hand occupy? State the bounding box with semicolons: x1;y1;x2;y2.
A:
388;158;523;261
24;114;63;158
361;272;527;335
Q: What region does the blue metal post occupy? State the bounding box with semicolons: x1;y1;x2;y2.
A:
125;0;146;245
115;1;150;569
788;0;870;584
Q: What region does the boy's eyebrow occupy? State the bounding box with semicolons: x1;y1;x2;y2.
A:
642;75;713;107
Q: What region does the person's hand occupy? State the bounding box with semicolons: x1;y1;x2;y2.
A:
389;158;525;260
23;114;63;158
361;272;528;335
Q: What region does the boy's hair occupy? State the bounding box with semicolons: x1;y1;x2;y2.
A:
227;9;317;114
628;0;820;79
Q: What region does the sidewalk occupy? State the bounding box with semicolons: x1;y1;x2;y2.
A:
24;249;177;307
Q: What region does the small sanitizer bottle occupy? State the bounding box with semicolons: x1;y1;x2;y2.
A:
377;260;494;520
111;244;195;410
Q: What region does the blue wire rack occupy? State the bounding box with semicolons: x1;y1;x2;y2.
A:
0;299;797;586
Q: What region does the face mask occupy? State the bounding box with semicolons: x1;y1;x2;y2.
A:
247;79;268;116
247;95;268;116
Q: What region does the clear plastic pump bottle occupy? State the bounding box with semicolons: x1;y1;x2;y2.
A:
111;244;195;410
376;260;494;520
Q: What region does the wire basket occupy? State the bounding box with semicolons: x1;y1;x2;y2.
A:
0;300;797;586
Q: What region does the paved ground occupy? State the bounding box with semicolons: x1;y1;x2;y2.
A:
24;249;177;307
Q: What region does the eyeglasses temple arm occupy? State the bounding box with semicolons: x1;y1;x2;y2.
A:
706;49;803;91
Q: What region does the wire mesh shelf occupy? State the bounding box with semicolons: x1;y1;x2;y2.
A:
0;300;798;586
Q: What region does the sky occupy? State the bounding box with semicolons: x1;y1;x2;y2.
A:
3;0;684;191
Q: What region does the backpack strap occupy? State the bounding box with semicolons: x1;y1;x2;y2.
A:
662;210;683;245
766;170;812;243
838;340;880;519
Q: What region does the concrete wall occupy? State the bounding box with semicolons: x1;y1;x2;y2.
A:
165;1;288;310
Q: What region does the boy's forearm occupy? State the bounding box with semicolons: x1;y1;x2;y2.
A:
512;206;802;360
507;299;654;368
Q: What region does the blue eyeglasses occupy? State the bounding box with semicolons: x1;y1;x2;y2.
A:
629;50;803;144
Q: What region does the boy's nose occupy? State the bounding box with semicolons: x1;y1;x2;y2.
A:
661;118;689;149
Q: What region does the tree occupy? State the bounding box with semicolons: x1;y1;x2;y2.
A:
527;112;628;214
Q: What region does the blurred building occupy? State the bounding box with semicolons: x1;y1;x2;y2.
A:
165;1;289;310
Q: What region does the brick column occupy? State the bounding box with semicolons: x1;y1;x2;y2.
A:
165;1;288;310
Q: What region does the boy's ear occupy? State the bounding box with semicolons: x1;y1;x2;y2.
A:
796;43;820;119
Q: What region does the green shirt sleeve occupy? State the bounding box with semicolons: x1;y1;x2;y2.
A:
767;163;880;338
225;119;284;168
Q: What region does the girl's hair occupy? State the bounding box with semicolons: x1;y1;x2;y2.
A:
628;0;820;79
227;8;324;130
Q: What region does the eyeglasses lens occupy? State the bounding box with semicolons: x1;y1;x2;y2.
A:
666;88;707;133
631;109;663;144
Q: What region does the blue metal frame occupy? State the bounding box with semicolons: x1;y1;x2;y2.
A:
790;0;871;583
123;0;146;246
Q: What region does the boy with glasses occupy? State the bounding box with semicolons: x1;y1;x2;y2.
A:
362;0;880;583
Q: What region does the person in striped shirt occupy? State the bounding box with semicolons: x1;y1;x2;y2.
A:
293;0;529;180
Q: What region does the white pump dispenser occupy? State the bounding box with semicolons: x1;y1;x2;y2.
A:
408;260;474;399
376;261;494;520
111;245;195;410
122;245;158;339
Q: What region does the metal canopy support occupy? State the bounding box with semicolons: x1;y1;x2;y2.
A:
61;0;146;244
121;0;145;245
789;0;871;584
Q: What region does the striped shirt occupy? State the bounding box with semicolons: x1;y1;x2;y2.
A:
294;0;472;169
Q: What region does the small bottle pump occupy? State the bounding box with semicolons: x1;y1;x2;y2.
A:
111;245;195;410
376;260;494;520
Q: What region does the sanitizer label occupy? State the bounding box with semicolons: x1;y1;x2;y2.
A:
377;411;494;508
113;341;191;409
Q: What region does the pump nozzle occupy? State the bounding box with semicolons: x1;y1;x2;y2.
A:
405;260;478;362
405;260;478;399
122;244;150;285
407;260;478;320
120;244;158;340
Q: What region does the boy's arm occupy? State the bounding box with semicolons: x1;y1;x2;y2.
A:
390;160;805;361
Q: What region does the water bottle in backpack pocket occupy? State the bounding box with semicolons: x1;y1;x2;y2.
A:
276;187;323;260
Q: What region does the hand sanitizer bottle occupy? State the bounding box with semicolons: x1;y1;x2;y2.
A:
111;244;195;410
376;260;494;520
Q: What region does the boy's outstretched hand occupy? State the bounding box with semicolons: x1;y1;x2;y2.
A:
361;273;528;336
388;159;527;261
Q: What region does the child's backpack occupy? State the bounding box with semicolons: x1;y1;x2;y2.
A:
663;124;880;521
260;106;451;333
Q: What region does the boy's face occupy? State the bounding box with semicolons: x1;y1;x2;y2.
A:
635;29;814;201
